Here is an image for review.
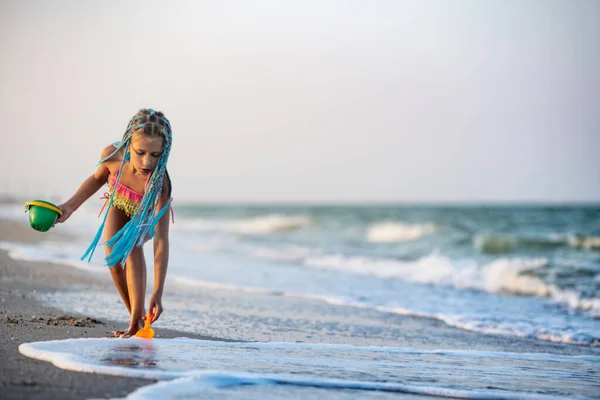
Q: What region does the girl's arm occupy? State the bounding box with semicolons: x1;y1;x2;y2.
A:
148;179;172;323
57;145;114;223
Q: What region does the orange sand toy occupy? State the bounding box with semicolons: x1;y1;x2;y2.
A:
135;313;155;339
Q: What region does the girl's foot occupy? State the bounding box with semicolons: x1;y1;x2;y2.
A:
118;327;139;338
118;318;144;338
112;330;126;337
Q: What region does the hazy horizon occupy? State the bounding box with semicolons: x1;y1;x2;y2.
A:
2;0;599;203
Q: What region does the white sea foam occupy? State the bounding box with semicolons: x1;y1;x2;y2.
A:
305;253;461;283
19;338;596;400
552;289;600;316
304;253;600;317
482;258;551;296
366;221;435;243
177;214;312;235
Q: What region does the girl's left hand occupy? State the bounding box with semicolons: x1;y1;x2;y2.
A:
56;203;74;223
148;293;163;323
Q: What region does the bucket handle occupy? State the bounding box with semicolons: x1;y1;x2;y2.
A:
24;201;63;216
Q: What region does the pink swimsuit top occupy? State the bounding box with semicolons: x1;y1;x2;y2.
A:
99;169;173;221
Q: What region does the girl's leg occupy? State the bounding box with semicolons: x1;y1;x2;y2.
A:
119;246;147;338
109;265;131;313
104;207;135;332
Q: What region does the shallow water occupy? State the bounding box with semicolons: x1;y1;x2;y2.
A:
19;338;600;399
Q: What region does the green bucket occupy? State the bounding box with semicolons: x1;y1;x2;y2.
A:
24;200;63;232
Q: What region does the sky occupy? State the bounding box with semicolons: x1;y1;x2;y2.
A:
1;0;599;203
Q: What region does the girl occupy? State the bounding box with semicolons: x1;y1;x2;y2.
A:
57;108;173;337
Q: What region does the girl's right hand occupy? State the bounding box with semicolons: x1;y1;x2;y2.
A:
56;204;73;223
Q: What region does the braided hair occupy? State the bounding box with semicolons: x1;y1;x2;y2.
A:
82;108;173;266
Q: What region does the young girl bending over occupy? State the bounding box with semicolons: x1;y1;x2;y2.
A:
57;108;173;337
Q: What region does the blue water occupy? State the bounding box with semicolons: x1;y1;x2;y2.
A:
166;204;600;345
3;203;600;345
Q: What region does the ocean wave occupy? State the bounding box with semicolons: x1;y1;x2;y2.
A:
177;214;312;235
474;233;600;254
552;290;600;316
477;259;600;316
304;253;600;316
305;253;463;284
4;232;598;322
482;258;553;296
366;221;435;243
305;254;554;298
568;234;600;250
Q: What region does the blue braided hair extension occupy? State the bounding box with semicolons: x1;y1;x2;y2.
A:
81;108;173;267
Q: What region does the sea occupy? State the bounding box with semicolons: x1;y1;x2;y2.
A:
2;202;600;399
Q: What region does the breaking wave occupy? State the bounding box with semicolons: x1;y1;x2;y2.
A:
366;221;435;243
304;253;600;316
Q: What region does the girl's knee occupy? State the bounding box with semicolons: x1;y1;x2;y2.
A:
109;264;125;277
130;246;145;258
126;247;147;269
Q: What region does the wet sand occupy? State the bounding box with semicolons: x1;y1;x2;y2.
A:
0;219;222;400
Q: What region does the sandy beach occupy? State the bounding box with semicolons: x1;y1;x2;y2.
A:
0;219;221;400
2;215;599;399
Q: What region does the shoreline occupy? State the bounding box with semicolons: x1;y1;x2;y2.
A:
0;218;227;400
1;216;599;399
